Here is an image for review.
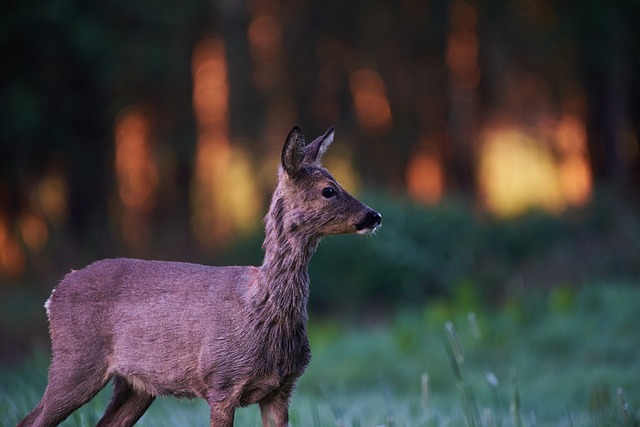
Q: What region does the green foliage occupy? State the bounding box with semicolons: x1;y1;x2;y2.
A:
303;283;640;425
223;191;639;317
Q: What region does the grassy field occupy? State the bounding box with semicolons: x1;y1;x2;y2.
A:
1;283;638;426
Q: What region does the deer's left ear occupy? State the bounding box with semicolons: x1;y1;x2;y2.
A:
304;126;334;164
282;126;306;177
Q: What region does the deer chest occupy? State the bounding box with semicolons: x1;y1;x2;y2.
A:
237;334;311;406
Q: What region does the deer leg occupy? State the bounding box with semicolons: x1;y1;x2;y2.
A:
259;383;294;427
207;396;235;427
16;401;43;427
208;407;235;427
96;376;155;427
19;358;109;427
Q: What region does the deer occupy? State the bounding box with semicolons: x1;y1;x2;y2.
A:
18;126;381;427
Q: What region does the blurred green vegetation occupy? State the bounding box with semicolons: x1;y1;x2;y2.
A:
221;190;640;317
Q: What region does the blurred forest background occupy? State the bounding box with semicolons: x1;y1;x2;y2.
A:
1;0;640;363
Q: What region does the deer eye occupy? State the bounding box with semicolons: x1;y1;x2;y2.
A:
322;187;336;198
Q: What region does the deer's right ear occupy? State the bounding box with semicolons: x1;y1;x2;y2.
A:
304;126;334;165
282;126;305;177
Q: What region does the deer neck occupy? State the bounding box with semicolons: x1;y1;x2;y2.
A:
257;193;320;319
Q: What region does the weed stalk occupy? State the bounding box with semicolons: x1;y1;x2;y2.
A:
511;372;523;427
444;321;481;427
616;387;629;425
421;373;431;411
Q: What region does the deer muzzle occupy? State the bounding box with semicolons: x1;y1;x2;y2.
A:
356;210;382;234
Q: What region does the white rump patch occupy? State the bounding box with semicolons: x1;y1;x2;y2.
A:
44;289;55;317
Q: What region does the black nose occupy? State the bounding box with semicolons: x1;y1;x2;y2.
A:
362;210;382;229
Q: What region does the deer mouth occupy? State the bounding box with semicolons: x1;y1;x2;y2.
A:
356;210;382;235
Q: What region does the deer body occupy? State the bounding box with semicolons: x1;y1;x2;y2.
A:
19;126;381;427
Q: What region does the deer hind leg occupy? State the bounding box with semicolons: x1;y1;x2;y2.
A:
259;382;294;427
207;403;235;427
206;392;236;427
96;376;155;427
18;357;109;427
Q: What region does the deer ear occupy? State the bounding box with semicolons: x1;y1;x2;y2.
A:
282;126;306;177
304;126;334;164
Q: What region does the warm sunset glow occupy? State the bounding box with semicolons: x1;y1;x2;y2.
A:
447;1;480;90
191;38;261;247
558;156;591;206
246;1;293;151
406;150;444;204
478;126;565;216
349;68;393;133
555;114;592;206
36;169;68;225
114;107;158;252
0;214;25;278
193;38;229;127
19;213;48;252
115;109;158;212
192;38;231;246
247;12;284;89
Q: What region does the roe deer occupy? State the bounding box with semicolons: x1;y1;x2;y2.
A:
18;126;381;427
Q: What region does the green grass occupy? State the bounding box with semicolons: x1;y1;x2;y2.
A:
2;283;639;426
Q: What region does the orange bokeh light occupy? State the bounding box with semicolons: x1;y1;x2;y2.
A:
114;107;158;252
477;113;592;216
478;125;564;216
193;38;229;127
0;213;25;278
555;113;591;206
349;68;393;133
115;109;158;212
191;38;261;247
247;12;284;90
36;168;68;225
406;150;444;205
447;1;480;90
19;213;48;252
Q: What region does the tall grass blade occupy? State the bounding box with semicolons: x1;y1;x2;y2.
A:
461;382;482;427
443;322;464;387
616;387;629;424
444;321;482;427
320;385;344;427
421;373;431;411
467;311;482;340
511;372;523;427
566;405;574;427
486;372;502;427
381;381;395;427
311;399;321;427
483;407;496;427
445;321;465;365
